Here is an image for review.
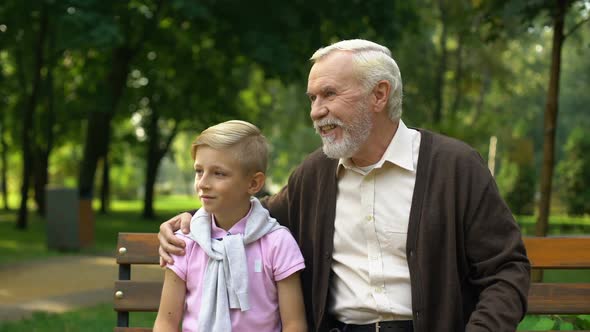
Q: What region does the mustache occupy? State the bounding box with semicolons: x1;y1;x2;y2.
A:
313;118;344;133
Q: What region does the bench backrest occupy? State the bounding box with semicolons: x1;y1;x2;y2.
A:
114;233;161;332
523;237;590;315
113;233;590;331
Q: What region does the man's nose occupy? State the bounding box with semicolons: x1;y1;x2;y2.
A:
310;100;328;121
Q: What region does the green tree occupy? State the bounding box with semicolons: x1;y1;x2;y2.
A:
77;0;164;201
485;0;590;236
505;139;537;215
557;127;590;215
15;1;49;229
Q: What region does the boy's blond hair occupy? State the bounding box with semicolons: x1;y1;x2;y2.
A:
191;120;268;174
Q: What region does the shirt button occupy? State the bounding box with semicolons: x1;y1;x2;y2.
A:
374;287;383;293
366;215;373;221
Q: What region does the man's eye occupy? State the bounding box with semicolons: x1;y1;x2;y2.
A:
325;91;335;97
215;171;226;177
309;95;316;102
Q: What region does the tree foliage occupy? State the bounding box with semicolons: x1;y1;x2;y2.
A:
0;0;589;223
557;127;590;215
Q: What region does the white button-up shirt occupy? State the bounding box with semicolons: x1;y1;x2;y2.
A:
329;120;421;324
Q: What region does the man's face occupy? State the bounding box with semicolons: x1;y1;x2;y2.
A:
306;51;373;159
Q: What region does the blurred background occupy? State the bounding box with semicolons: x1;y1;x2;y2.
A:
0;0;589;330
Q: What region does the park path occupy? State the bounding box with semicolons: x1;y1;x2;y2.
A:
0;255;164;321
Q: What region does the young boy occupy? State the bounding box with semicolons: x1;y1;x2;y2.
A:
154;120;307;332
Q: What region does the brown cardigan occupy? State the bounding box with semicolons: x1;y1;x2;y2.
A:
264;129;530;332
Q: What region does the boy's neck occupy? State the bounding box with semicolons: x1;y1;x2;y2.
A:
213;199;252;231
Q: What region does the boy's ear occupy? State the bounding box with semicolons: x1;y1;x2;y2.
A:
248;172;266;195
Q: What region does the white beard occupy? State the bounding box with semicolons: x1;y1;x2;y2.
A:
315;99;372;159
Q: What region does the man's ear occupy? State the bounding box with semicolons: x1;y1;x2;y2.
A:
248;172;266;195
371;80;391;113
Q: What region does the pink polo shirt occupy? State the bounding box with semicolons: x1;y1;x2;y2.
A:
167;214;305;332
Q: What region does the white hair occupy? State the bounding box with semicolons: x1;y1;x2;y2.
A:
310;39;403;120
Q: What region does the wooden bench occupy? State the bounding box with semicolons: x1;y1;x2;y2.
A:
114;233;162;332
113;233;590;331
523;237;590;331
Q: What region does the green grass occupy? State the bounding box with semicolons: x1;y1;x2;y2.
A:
518;214;590;235
0;195;198;265
0;303;157;332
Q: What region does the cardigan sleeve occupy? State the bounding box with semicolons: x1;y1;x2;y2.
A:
463;172;530;331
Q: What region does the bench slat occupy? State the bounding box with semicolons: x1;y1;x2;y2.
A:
114;281;162;312
527;282;590;314
114;328;153;332
524;237;590;268
117;233;160;264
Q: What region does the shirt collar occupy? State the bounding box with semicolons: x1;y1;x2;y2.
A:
210;203;252;238
337;119;416;174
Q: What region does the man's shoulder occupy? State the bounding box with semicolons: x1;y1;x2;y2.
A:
416;129;490;178
298;147;337;171
419;129;474;151
418;129;482;160
301;147;329;163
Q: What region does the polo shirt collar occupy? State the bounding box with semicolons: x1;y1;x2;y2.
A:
210;203;252;238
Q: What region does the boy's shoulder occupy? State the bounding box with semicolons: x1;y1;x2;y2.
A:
174;231;198;250
257;227;298;250
262;227;293;240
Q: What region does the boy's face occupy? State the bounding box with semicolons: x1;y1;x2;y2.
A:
193;146;254;221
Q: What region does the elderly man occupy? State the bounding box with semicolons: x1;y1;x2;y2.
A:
158;39;530;332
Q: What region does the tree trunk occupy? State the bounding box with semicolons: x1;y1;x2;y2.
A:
143;110;178;219
1;125;8;211
78;109;111;199
450;31;464;119
17;4;48;229
143;156;158;220
536;0;566;237
33;29;56;217
143;109;161;219
533;0;567;283
78;46;133;199
0;65;8;210
99;155;110;214
33;155;49;216
77;1;163;201
433;0;449;125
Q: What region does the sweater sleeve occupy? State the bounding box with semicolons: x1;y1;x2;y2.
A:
463;172;530;332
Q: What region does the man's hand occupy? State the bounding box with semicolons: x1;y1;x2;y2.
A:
158;212;192;267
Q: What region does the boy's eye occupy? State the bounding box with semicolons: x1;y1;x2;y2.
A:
195;169;203;175
215;171;226;177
